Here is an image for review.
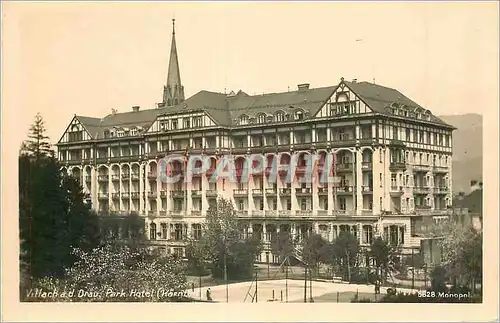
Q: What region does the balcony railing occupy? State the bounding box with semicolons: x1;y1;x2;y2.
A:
433;166;449;173
413;186;431;194
318;187;328;195
389;162;407;171
169;210;184;218
191;190;202;197
412;164;431;172
98;192;108;199
98;175;109;182
252;210;264;217
233;189;248;196
111;175;120;181
335;186;354;194
131;174;140;181
296;210;312;216
191;210;202;216
159;210;167;216
279;188;291;195
147;172;157;180
236;210;248;217
121;192;130;198
85;175;92;182
130;192;140;199
252;189;264;196
361;186;373;193
147;191;157;198
171;191;185;198
206;190;217;197
361;161;372;170
433;187;449;194
121;173;130;179
112;193;120;199
265;210;277;217
160;191;168;197
295;187;312;195
317;210;328;216
336;163;353;172
265;188;277;195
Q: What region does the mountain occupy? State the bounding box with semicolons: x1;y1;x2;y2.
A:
438;114;483;194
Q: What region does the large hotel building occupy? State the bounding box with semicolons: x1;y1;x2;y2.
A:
57;21;455;260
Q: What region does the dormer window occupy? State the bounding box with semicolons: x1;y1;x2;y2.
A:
131;128;138;136
256;113;266;124
275;111;285;122
117;130;124;137
104;130;111;138
239;115;249;125
295;110;304;120
193;116;202;128
183;118;191;128
171;120;178;130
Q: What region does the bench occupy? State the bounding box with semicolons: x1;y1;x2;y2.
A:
332;276;343;283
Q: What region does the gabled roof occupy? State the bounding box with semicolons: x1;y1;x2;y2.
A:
344;81;452;127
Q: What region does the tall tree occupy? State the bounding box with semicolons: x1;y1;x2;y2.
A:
23;113;53;159
369;237;392;284
270;230;295;265
201;197;262;280
301;233;328;276
332;231;360;281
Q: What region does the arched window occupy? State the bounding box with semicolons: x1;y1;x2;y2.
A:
239;115;249;125
167;99;172;106
275;111;285;122
294;110;304;120
256;113;266;124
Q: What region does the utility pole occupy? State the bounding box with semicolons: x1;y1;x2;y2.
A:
285;257;289;302
255;272;258;303
309;267;313;302
224;236;228;303
304;265;308;302
411;247;415;290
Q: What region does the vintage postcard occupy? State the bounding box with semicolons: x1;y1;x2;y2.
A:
2;1;498;322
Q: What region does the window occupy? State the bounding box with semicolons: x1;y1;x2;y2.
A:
286;199;291;210
379;173;383;187
380;197;383;209
406;128;410;141
389;225;399;245
339;197;346;210
131;128;138;136
275;112;285;122
393;126;398;140
161;223;167;239
391;174;397;186
160;121;169;131
238;200;244;211
171;120;178;130
174;224;183;241
419;131;424;143
257;113;266;124
239;115;249;125
117;130;124;137
149;222;157;240
193;116;202;128
295;110;304;120
193;224;202;240
300;199;307;210
183;118;191;128
363;225;373;245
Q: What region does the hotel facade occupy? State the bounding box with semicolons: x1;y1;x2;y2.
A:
57;21;455;261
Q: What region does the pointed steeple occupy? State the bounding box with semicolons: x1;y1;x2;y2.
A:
163;19;185;106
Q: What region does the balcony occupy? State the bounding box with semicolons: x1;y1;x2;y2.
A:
252;210;264;217
191;190;202;197
98;192;108;199
131;173;140;181
413;186;431;195
98;175;109;182
279;188;291;195
265;210;277;217
265;188;277;196
233;189;248;197
389;162;407;172
295;187;312;196
296;210;312;217
433;166;449;173
433;187;449;194
121;173;130;179
278;210;291;218
159;210;167;216
191;210;202;216
332;209;348;215
147;210;156;216
318;187;328;195
169;210;184;218
85;175;92;182
361;161;372;170
236;210;249;217
361;186;373;194
130;192;140;199
112;193;120;199
252;189;264;196
390;186;404;196
147;172;157;180
206;190;218;197
111;175;120;181
412;164;431;172
336;163;353;172
171;191;185;198
121;192;130;198
160;191;168;197
147;191;157;199
317;210;328;216
335;186;354;195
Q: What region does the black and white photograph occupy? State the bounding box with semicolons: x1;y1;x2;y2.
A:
2;1;498;322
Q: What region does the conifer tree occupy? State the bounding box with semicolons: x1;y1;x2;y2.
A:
23;113;53;159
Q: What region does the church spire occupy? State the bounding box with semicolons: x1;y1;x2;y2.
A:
163;18;185;106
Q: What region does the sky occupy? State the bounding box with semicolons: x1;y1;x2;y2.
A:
2;2;498;149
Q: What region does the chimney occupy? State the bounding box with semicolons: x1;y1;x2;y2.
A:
132;106;140;112
111;108;117;115
297;83;310;91
479;181;483;189
352;78;358;83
